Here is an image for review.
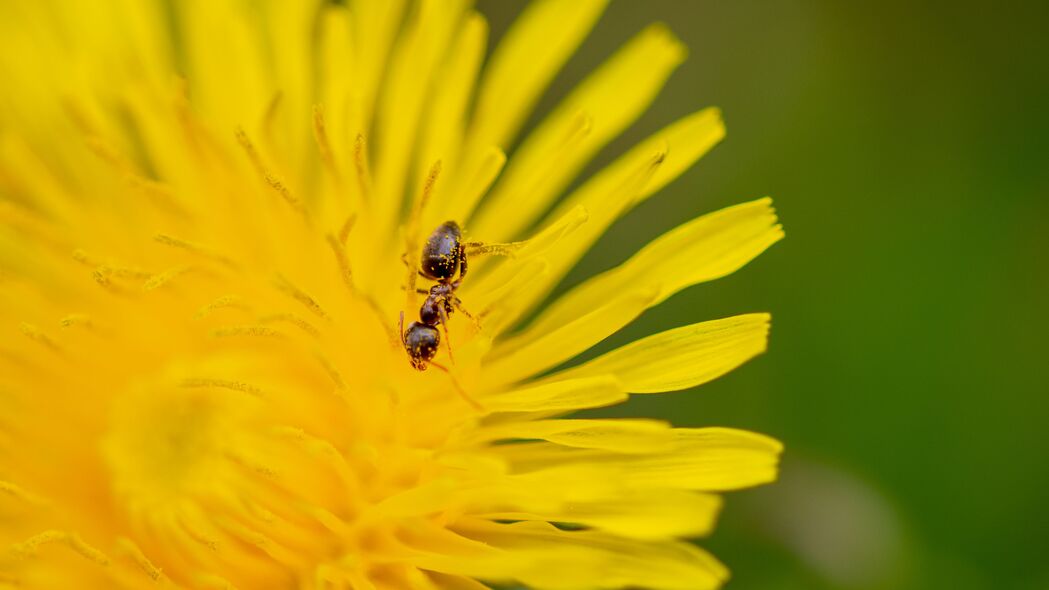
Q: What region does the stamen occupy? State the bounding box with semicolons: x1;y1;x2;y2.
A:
91;268;120;292
223;448;280;479
270;427;360;496
143;265;194;291
0;479;49;507
312;351;348;395
403;161;443;311
155;234;239;269
173;512;219;551
8;531;110;566
463;240;526;258
354;133;373;203
180;377;266;398
338;214;358;244
364;295;400;344
327;234;355;292
259;312;321;338
74;249;153;280
420;161;442;211
124;175;189;218
312;106;340;182
114;537;163;581
71;249;98;266
211;325;287;339
262;92;284;141
19;323;63;354
59;313;93;329
215;518;296;566
110;266;155;280
235;128;305;214
273;275;332;322
195;295;251;319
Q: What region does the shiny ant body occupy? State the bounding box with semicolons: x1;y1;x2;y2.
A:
399;220;521;410
399;221;477;371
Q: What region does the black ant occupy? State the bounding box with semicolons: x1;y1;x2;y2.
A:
399;219;523;407
399;220;482;408
400;220;480;364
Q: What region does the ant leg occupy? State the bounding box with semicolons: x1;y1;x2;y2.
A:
452;298;483;331
398;311;406;346
427;360;483;412
416;288;429;295
437;303;456;364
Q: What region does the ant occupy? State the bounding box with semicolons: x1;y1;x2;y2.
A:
399;219;522;407
400;220;478;367
399;220;482;409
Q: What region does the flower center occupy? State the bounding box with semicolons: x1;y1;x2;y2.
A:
100;361;363;585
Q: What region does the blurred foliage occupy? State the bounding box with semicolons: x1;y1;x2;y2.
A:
479;1;1049;588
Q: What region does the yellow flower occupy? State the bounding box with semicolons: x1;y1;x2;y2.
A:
0;1;784;588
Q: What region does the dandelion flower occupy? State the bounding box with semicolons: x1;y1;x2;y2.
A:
0;1;785;588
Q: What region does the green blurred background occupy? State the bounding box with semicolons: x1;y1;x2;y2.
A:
479;1;1049;588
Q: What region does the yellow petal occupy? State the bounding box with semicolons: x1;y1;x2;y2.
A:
470;488;722;540
178;0;272;129
481;288;657;387
625;428;783;490
545;313;771;393
418;12;489;227
481;376;626;413
471;24;687;242
316;6;357;188
472;418;674;453
520;198;782;342
495;427;782;492
372;0;469;237
473;148;667;337
348;0;408;132
443;520;728;590
466;204;589;331
447;146;507;227
467;0;609;151
478;108;725;324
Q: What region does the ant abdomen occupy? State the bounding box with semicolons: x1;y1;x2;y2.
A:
419;221;463;281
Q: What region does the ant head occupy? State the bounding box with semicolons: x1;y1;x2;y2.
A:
403;322;440;370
